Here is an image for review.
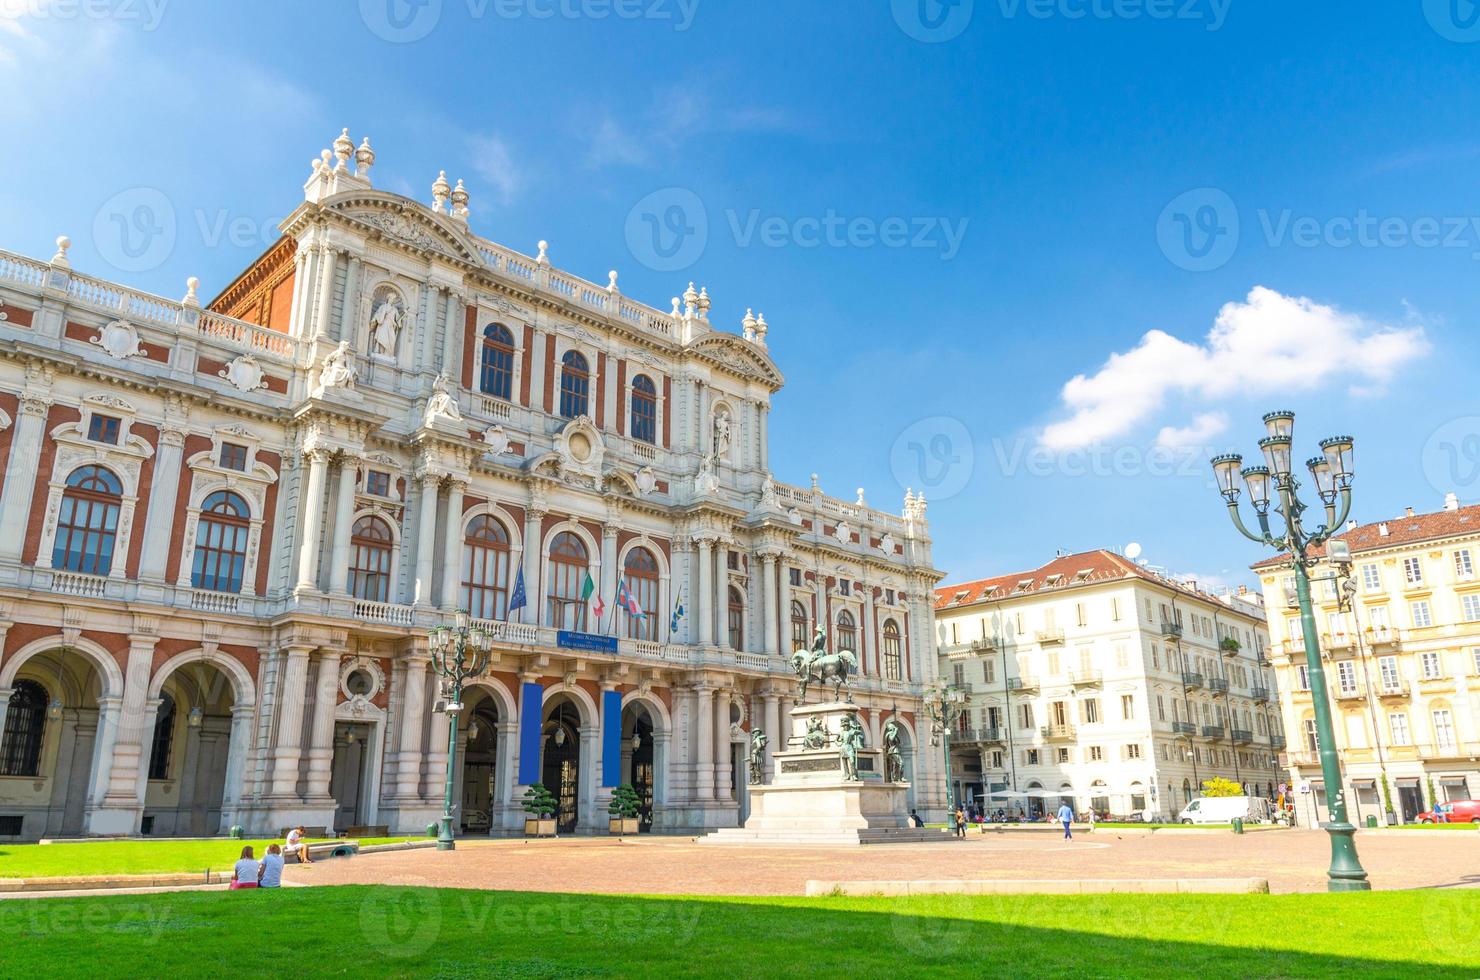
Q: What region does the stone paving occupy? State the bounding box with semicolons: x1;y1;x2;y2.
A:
284;828;1480;896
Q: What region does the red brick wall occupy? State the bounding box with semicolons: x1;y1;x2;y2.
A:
164;435;213;582
615;359;627;435
594;353;606;429
520;325;534;407
124;422;159;577
460;304;477;389
23;405;77;563
255;450;281;595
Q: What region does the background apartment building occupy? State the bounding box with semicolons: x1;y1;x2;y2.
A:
1255;495;1480;824
935;549;1278;820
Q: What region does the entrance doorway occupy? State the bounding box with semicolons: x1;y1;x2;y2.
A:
628;711;655;832
460;699;500;834
543;700;580;834
330;722;373;829
1397;782;1423;822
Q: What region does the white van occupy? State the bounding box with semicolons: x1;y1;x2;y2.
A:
1177;796;1271;825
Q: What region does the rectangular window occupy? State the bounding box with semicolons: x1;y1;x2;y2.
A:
788;568;802;587
1378;656;1400;688
1081;699;1100;724
1456;550;1474;579
1463;594;1480;623
219;442;248;471
990;751;1003;768
1403;557;1424;586
1056;747;1069;764
1115;644;1128;669
365;470;391;497
1432;709;1456;749
1388;713;1410;746
728;551;740;571
885;588;895;604
1369;605;1390;631
983;659;995;684
1472;648;1480;675
1018;703;1034;730
1046;651;1060;675
1297;665;1310;691
1026;748;1039;766
950;622;959;644
1411;600;1432;628
1421;652;1442;680
1126;743;1141;760
1156;694;1165;722
87;414;121;444
952;664;965;687
1337;661;1356;695
1303;718;1319;752
1150;645;1160;670
1121;694;1134;720
1088;746;1103;762
1361;563;1380;591
1075;603;1086;627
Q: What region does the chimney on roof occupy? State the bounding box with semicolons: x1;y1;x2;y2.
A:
1405;506;1415;518
1445;493;1459;512
1378;522;1389;537
1346;520;1357;531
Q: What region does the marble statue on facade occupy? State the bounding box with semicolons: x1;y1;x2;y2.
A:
748;728;768;784
712;409;732;460
317;340;357;392
424;372;462;424
883;719;904;783
369;291;405;357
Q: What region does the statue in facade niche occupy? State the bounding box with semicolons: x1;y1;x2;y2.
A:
883;719;904;783
424;372;462;424
712;410;732;459
748;728;768;784
369;292;405;356
317;340;357;391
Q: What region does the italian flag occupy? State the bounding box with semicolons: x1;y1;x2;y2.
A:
582;572;604;617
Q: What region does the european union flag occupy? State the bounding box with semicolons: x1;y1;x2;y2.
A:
508;565;527;618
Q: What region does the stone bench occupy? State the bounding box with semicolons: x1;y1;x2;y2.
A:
283;840;359;864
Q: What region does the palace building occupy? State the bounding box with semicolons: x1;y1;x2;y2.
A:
935;550;1279;820
0;132;945;840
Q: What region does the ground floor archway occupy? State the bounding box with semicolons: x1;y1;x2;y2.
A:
543;697;582;834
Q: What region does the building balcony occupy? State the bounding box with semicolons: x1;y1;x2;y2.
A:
1006;676;1038;692
1180;671;1204;689
1172;721;1197;735
955;727;1003;745
1418;741;1479;760
1375;682;1410;700
48;569;111;599
1323;632;1356;653
1219;637;1242;656
355;599;417;627
1268;735;1286;750
1207;677;1229;695
1160;621;1183;638
1334;686;1365;701
1035;628;1065;645
971;637;1003;654
1041;723;1076;741
1231;728;1254;744
1286;750;1320;767
1068;669;1103;687
1366;627;1400;649
1201;724;1225;739
1418;676;1457;694
1251;686;1271;702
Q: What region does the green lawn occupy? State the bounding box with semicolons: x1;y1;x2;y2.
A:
0;888;1475;977
0;838;423;878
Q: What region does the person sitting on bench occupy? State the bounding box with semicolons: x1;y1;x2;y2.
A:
285;826;313;865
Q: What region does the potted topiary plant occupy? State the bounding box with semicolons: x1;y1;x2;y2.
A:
608;784;642;835
522;783;558;837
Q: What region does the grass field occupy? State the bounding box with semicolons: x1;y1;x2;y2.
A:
0;838;422;878
0;887;1475;977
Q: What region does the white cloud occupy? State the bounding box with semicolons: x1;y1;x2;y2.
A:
581;82;799;169
467;134;519;206
1040;286;1430;450
1154;411;1228;451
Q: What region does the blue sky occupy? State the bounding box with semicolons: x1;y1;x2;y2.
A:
4;0;1479;591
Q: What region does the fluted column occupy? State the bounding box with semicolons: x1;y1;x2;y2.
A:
440;479;466;610
139;425;186;583
0;396;48;562
396;657;429;801
862;585;877;675
413;475;440;606
441;288;461;375
313;244;338;341
762;692;781;776
600;521;619;634
523;506;544;626
340;256;362;343
295;450;329;592
714;540;730;648
270;646;313;798
305;650;342;800
761;554;780;658
695;537;713;646
327;458;358;595
693;684;714;801
713;688;732;801
99;634;158;807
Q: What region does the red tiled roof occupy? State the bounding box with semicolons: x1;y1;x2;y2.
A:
1249;502;1480;570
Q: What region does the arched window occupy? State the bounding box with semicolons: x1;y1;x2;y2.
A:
630;375;657;444
349;516;393;602
479;323;516;400
559;351;590;420
191;490;250;593
882;619;903;681
790;600;810;650
727;586;745;651
0;680;48;777
623;547;660;641
52;465;123;575
836;610;858;657
148;693;175;781
547;531;590;630
463;515;511;621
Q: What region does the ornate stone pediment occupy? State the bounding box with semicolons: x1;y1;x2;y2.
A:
326;192;485;266
687;334;784;390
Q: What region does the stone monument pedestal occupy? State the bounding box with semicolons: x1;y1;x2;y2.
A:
699;701;954;846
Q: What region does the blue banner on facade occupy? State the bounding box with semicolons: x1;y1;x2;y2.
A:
557;630;619;654
601;689;623;788
518;681;544;786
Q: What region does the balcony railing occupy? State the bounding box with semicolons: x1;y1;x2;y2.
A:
1172;721;1197;735
1006;676;1038;691
1334;685;1364;701
1231;728;1253;744
1068;669;1103;687
1367;627;1399;648
1201;724;1225;739
1207;677;1229;695
1035;628;1065;644
472;619;541;646
190;589;241;614
355;600;416;627
1286;750;1320;767
1268;735;1286;749
50;570;110;598
1251;686;1271;702
1181;671;1205;689
1375;682;1410;699
1041;723;1076;741
1160;622;1183;638
1323;632;1355;652
955;727;1003;745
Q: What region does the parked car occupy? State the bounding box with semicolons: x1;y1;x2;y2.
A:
1177;796;1273;825
1418;800;1480;824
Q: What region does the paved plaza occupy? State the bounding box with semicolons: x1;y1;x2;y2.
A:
282;830;1478;896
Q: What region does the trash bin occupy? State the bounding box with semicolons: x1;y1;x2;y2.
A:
228;825;244;839
1366;815;1378;829
426;822;438;837
1231;817;1244;834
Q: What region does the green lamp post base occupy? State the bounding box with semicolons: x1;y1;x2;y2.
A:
1323;822;1370;891
437;815;457;851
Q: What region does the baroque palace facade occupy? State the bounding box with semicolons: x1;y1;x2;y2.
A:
0;132;945;840
935;550;1279;820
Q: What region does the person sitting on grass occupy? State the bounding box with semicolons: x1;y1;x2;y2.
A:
258;843;285;888
230;845;260;890
285;826;313;865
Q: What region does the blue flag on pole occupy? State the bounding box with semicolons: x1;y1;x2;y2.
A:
508;565;527;618
669;591;685;635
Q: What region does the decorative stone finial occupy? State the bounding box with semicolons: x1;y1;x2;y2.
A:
754;311;768;347
536;240;550;266
741;308;757;341
671;297;682;318
607;270;619;294
450;178;469;220
182;276;200;308
856;487;866;506
810;472;820;492
333;129;354;171
697;285;710;319
50;235;71;267
432;170;451;212
320;149;333;171
683;281;699;317
355;137;375;178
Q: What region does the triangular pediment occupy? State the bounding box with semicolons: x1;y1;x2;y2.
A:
324;191;486;267
687;333;785;390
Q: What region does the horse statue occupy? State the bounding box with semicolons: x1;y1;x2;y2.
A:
791;626;857;701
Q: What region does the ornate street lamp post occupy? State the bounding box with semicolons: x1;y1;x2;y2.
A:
428;610;493;852
1210;411;1369;891
924;678;970;813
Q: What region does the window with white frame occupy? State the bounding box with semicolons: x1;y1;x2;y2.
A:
1388;712;1410;745
1121;694;1134;720
1360;563;1381;591
1411;600;1433;628
1403;556;1424;586
1472;648;1480;675
1456;549;1474;580
1463;594;1480;623
1303;718;1319;751
1125;743;1141;759
1297;665;1310;690
1336;660;1356;695
1420;652;1442;680
1432;708;1456;749
1088;746;1103;762
1378;656;1400;689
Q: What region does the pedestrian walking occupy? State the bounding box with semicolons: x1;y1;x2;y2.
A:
1057;802;1074;840
954;805;967;838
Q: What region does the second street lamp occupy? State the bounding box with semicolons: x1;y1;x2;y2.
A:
428;610;493;852
924;678;970;814
1210;411;1369;891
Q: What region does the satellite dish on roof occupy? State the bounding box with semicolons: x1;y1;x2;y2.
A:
1124;542;1143;560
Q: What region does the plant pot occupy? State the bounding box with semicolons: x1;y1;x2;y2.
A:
525;817;556;837
609;817;640;835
